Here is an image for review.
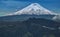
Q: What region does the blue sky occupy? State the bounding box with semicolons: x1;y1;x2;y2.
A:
0;0;60;16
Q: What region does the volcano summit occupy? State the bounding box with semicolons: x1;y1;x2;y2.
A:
8;3;57;15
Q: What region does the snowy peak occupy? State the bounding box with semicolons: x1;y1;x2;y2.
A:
9;3;57;15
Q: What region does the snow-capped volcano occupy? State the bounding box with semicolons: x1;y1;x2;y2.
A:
8;3;57;15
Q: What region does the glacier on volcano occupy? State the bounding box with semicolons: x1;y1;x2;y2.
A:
8;3;57;15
